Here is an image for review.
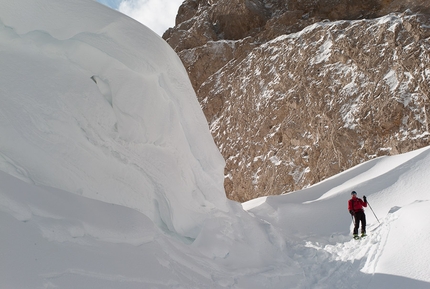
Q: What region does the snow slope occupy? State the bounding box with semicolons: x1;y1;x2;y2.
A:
0;0;229;239
1;0;430;288
244;146;430;288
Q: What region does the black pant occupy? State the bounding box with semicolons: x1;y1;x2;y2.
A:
353;210;366;235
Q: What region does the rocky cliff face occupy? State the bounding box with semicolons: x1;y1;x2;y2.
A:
164;0;430;202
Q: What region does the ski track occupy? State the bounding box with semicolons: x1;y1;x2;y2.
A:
292;219;392;289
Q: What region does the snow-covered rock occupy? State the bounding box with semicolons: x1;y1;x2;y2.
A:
166;1;430;201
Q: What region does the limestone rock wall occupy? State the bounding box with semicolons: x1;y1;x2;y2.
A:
164;1;430;202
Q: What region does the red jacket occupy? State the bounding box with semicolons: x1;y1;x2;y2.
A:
348;197;367;213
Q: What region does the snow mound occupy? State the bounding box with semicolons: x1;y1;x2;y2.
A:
0;0;227;239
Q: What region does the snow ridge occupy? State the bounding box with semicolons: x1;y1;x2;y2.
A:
0;0;227;239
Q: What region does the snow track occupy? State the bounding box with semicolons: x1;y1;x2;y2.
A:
291;200;430;289
293;221;386;288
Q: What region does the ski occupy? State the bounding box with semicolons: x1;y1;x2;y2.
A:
353;234;367;240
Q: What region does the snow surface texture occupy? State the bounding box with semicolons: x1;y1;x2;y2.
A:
0;0;228;239
1;0;430;288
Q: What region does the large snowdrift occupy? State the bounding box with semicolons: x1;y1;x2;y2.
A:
0;0;227;239
1;1;430;288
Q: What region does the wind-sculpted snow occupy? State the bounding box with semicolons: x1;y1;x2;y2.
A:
0;0;307;286
0;0;227;239
3;139;430;288
243;146;430;287
1;169;303;288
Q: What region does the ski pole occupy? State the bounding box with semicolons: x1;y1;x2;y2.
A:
350;212;355;226
367;201;380;223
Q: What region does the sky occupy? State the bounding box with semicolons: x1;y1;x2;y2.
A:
96;0;184;35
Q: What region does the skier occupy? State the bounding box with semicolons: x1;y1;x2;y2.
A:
348;191;367;239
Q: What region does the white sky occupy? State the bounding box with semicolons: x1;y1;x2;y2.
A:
97;0;184;36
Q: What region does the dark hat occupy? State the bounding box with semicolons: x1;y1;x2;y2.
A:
351;191;357;195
